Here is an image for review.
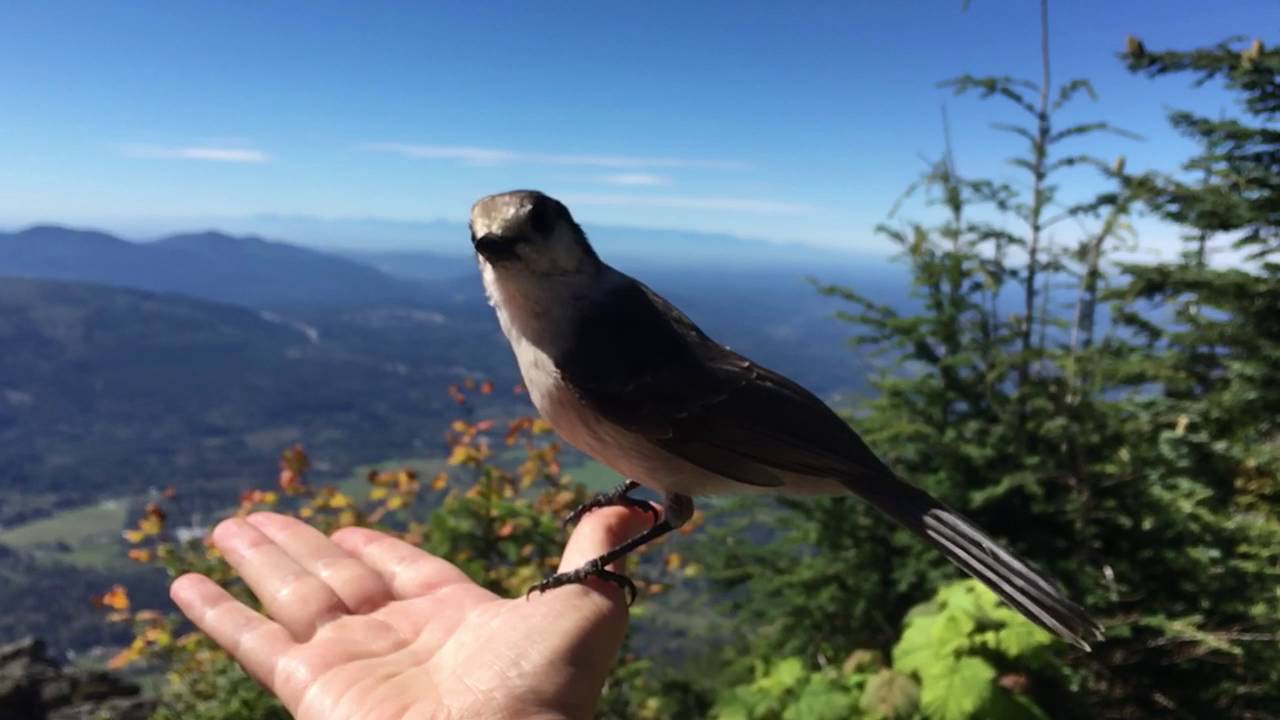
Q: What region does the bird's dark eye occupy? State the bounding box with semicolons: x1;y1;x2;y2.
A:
528;196;559;236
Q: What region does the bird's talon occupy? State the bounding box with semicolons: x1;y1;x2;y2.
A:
561;501;598;529
527;566;638;606
640;503;662;527
562;492;661;529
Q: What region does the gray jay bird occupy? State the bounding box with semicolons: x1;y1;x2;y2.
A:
470;189;1103;651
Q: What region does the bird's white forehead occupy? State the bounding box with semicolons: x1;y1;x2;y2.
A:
470;193;532;238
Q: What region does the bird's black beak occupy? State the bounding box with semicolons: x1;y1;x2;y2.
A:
472;233;520;263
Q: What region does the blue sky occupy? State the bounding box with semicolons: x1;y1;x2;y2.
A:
1;0;1274;254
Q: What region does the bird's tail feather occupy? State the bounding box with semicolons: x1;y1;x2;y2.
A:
846;474;1104;651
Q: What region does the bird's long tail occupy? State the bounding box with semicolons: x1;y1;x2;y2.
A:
846;474;1104;651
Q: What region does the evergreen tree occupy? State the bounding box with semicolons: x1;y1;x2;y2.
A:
696;11;1280;720
1093;34;1280;717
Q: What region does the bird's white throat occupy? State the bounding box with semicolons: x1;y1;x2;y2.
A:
478;257;604;355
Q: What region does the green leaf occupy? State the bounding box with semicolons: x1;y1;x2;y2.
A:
993;619;1054;658
891;612;941;676
758;656;808;695
708;693;755;720
981;688;1053;720
920;657;997;720
782;679;859;720
860;669;921;720
933;607;977;653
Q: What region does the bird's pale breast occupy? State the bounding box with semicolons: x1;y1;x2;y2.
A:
481;258;837;497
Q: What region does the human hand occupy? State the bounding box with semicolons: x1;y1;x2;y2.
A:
169;507;652;720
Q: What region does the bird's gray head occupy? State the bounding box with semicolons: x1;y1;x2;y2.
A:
469;190;599;276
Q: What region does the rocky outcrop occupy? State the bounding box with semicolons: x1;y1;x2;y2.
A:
0;637;155;720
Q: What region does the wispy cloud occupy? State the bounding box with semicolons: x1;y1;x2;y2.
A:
124;144;270;163
360;143;748;170
564;193;813;215
600;173;670;186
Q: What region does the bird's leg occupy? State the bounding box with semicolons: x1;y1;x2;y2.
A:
532;493;695;605
562;478;661;529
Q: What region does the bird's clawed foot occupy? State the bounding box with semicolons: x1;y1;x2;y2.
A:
529;493;694;606
526;559;639;606
562;479;660;529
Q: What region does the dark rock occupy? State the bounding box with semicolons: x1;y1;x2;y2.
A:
0;636;53;719
0;637;155;720
49;695;155;720
70;670;137;704
38;676;74;707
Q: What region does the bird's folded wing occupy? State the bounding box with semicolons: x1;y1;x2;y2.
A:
556;278;892;488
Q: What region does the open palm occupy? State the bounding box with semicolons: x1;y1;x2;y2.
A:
170;508;652;720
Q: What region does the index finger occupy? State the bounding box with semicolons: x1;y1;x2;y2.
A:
170;573;296;689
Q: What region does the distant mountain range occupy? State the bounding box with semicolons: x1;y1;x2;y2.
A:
0;224;903;391
334;248;479;283
24;213;879;269
0;225;447;309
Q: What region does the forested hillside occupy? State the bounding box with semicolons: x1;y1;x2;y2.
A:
0;278;518;526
